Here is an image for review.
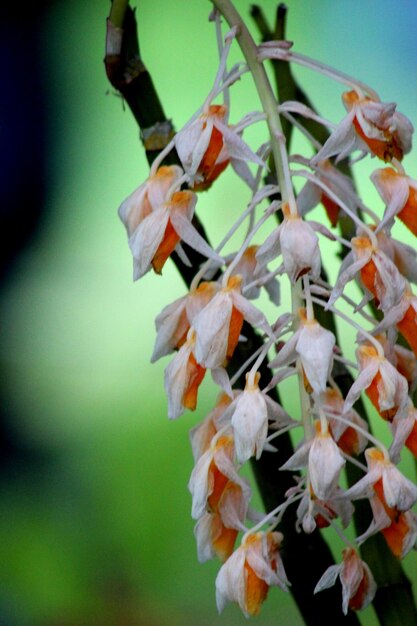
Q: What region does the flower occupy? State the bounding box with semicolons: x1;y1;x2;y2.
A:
126;188;223;280
225;245;280;304
256;203;321;284
281;421;345;500
174;104;264;190
215;531;289;617
151;281;219;362
118;165;184;236
269;309;336;396
227;372;292;464
322;387;368;456
328;234;407;311
345;447;417;512
164;328;206;419
192;275;272;369
344;343;409;422
297;159;357;227
314;548;376;614
295;487;354;534
372;167;417;236
189;432;251;563
189;392;234;462
313;90;413;164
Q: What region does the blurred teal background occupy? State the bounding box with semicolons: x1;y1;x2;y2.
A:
1;1;417;624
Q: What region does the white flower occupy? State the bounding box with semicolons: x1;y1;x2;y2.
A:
345;447;417;512
314;548;376;615
372;167;417;236
215;531;289;617
151;281;219;362
312;90;413;164
227;372;292;464
175;104;264;190
188;433;250;522
118;165;183;236
344;342;409;423
164;328;206;419
192;276;272;369
269;309;335;395
281;422;345;500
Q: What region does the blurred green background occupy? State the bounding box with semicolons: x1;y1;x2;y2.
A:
1;1;417;624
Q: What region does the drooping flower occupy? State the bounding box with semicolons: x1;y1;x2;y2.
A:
322;387;368;456
175;104;264;191
281;421;345;500
297;159;357;227
127;189;223;280
151;281;219;362
164;328;206;419
344;343;409;422
313;90;413;164
256;203;321;283
189;392;234;462
372;167;417;236
314;548;376;615
227;372;293;464
192;275;272;369
189;432;251;563
118;165;184;236
269;309;335;396
328;234;407;311
225;245;280;304
295;486;354;534
215;531;289;617
347;447;417;557
345;447;417;512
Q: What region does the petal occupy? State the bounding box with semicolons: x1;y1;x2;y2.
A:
231;389;268;463
128;208;169;280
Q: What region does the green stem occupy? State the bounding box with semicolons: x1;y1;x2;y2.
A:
108;0;129;28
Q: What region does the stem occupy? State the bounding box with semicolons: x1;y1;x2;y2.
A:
212;0;296;214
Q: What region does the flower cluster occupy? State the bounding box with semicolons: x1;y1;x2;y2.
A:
116;6;417;620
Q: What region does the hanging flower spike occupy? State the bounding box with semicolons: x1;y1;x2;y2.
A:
372;167;417;236
269;308;335;396
322;387;368;456
151;281;220;362
215;531;289;617
313;90;413;164
164;328;206;419
297;160;357;227
118;164;184;236
344;342;409;422
314;548;376;615
175;104;265;191
193;275;272;370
